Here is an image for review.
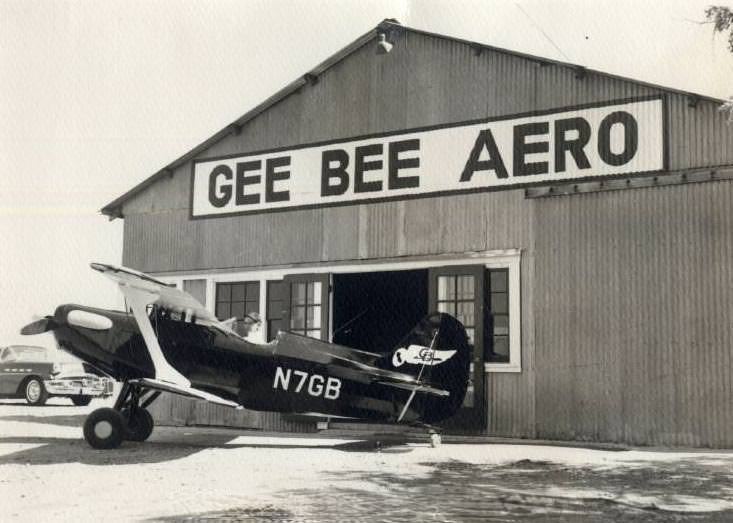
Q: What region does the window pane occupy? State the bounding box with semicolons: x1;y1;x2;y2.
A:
490;269;508;293
308;282;322;305
489;336;510;363
217;284;231;302
267;319;283;341
291;306;306;329
216;303;230;320
183;279;207;306
231;283;246;301
437;276;454;301
268;280;284;300
306;329;321;339
245;299;259;314
267;299;283;318
457;276;474;300
456;302;475;327
491;293;509;314
292;283;307;306
493;314;509;335
307;305;321;329
437;301;455;315
245;282;260;301
231;302;245;319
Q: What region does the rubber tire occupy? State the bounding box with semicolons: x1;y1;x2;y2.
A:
71;395;92;406
24;377;48;406
83;408;125;449
121;407;154;442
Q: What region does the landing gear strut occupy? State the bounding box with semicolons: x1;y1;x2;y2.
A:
83;380;160;449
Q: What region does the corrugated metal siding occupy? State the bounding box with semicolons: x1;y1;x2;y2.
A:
148;395;317;433
119;29;733;445
533;180;733;447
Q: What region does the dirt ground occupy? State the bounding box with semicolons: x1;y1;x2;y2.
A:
2;398;733;522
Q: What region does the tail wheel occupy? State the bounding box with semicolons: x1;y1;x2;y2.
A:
430;432;442;448
83;408;125;449
24;378;48;406
121;407;154;442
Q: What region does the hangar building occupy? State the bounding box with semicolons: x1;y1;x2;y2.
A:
102;21;733;447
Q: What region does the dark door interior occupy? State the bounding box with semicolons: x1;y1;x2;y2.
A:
332;269;428;354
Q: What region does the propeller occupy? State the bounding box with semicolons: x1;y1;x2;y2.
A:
20;316;57;335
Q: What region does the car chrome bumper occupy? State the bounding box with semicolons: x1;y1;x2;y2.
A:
44;378;114;397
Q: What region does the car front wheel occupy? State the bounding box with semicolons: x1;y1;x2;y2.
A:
71;395;92;406
24;378;48;406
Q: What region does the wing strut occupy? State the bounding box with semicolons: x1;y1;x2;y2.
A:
397;329;439;422
125;286;190;387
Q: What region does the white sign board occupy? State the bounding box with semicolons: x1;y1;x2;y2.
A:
191;97;665;218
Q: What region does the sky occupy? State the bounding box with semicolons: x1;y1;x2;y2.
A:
1;0;731;350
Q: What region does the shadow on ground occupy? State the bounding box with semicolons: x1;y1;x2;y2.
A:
0;401;73;407
0;423;413;466
152;459;733;522
1;414;88;427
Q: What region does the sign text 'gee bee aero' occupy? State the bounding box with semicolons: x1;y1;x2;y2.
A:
191;97;665;217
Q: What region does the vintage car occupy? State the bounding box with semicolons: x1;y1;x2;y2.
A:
0;345;114;406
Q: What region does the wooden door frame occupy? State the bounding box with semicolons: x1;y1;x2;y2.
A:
428;264;488;432
282;273;330;341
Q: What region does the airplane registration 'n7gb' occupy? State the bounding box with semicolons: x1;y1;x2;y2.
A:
21;263;470;449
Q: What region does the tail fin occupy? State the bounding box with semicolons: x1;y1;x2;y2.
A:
385;312;471;423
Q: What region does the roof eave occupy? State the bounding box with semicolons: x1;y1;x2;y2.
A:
100;23;384;218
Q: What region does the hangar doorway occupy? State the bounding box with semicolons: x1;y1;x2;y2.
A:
331;269;429;354
279;264;489;433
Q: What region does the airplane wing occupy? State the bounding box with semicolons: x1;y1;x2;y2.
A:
90;263;241;410
90;263;225;326
130;378;241;408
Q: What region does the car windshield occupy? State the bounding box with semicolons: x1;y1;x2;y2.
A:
3;346;48;362
55;362;86;374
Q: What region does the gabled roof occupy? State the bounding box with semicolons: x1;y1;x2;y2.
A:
101;19;724;219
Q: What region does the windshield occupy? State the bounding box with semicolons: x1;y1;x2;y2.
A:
3;346;48;362
55;362;87;375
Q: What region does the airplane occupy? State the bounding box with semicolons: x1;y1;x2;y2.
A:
20;263;471;449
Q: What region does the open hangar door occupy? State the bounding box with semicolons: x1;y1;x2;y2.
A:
331;269;428;354
327;266;492;433
273;265;503;432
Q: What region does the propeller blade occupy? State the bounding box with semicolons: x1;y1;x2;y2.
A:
20;317;56;335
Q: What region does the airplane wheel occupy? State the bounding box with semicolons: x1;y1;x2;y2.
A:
84;408;125;449
24;377;48;406
430;433;442;448
121;407;154;442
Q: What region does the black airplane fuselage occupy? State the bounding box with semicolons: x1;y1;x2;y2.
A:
49;304;458;424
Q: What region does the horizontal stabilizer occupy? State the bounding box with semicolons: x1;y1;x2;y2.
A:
131;378;242;409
